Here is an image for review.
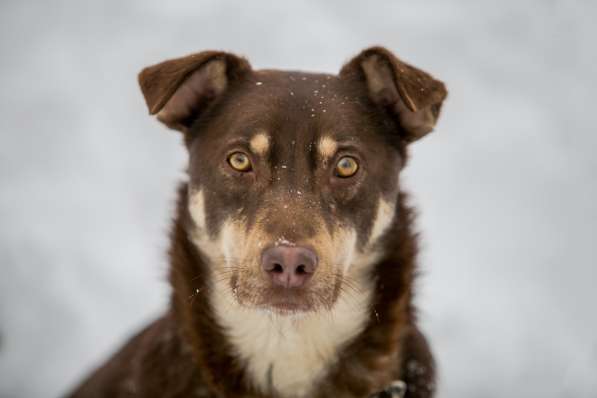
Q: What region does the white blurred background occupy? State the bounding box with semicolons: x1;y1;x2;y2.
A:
1;1;596;397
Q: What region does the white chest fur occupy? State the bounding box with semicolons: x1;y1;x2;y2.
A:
210;281;374;398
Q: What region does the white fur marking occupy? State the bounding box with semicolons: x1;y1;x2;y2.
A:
368;198;394;246
212;274;373;398
318;136;337;159
250;133;270;156
188;189;207;229
188;189;222;261
347;198;395;273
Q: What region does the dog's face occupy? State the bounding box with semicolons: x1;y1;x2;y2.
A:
186;72;403;313
139;48;446;314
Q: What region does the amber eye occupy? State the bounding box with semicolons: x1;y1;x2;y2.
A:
228;152;252;172
335;156;359;178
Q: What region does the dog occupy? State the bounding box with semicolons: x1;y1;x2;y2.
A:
67;46;447;398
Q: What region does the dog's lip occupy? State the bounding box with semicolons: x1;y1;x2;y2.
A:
259;301;313;314
256;293;315;314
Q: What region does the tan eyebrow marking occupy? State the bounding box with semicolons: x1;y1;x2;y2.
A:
250;132;270;156
318;136;338;159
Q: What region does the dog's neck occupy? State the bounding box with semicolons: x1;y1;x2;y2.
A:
169;185;417;398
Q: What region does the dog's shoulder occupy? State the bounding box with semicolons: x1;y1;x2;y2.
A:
67;313;211;398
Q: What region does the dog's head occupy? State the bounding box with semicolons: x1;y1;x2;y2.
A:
139;48;446;314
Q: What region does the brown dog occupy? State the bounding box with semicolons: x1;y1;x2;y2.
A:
67;46;447;398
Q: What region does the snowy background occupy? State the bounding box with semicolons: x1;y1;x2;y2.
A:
1;1;596;397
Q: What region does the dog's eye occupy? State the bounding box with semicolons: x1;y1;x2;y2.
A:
335;156;359;178
228;152;252;172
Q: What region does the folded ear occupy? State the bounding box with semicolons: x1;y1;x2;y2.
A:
138;51;251;132
340;46;447;142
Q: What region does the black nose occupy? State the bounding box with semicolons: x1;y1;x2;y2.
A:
261;245;318;288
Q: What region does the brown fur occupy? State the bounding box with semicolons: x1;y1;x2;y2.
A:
67;47;446;398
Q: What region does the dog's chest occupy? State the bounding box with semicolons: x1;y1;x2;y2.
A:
211;286;373;398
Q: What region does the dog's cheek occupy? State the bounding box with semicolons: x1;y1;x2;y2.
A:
187;188;224;263
218;217;271;297
187;188;250;265
188;185;238;239
329;225;359;274
218;217;253;267
366;197;395;247
333;193;378;250
311;225;357;287
346;150;400;250
343;197;397;273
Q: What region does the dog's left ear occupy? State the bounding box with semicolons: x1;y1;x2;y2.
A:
340;46;447;142
138;51;251;132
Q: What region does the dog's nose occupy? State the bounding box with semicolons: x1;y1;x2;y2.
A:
261;246;318;288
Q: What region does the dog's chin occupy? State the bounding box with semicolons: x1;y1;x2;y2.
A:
257;301;314;316
235;286;326;316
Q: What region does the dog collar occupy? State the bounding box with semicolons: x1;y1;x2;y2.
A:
370;380;407;398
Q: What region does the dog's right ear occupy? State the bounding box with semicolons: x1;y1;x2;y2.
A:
138;51;251;132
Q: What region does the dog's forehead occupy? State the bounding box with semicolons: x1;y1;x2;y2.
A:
213;70;382;144
251;69;348;98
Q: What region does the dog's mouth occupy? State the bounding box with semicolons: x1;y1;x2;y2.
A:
256;287;317;314
230;279;318;314
229;268;341;315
